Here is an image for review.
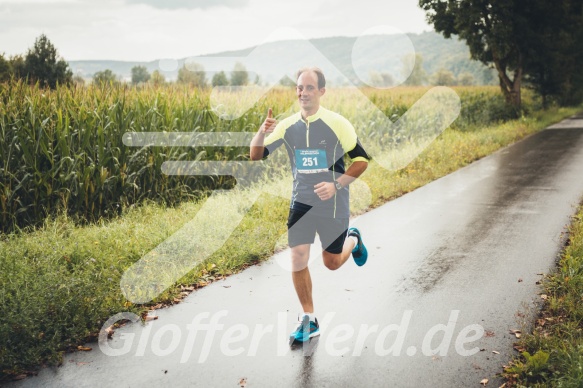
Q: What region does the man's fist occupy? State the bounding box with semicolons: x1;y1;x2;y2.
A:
314;182;336;201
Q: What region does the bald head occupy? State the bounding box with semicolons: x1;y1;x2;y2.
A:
296;67;326;89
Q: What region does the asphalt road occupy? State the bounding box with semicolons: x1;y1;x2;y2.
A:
8;115;583;388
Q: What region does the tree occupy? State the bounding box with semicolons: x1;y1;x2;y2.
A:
402;53;427;86
420;0;583;109
368;71;395;88
212;71;229;87
279;76;296;87
131;65;150;85
72;74;85;86
23;34;72;88
93;69;118;85
419;0;527;108
177;62;206;87
0;54;10;82
457;72;475;86
419;0;533;109
522;0;583;106
432;68;456;86
9;55;26;79
230;62;248;86
150;70;165;86
480;67;497;86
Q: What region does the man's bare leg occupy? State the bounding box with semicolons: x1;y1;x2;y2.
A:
322;236;356;271
291;244;313;313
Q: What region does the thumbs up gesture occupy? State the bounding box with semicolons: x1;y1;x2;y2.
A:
260;108;277;135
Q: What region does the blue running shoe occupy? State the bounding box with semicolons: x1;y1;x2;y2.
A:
348;227;368;266
289;314;320;344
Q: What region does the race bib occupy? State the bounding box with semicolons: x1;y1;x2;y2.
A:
295;149;328;173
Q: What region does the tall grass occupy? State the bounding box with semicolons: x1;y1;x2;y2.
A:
0;82;281;233
503;204;583;387
0;82;537;234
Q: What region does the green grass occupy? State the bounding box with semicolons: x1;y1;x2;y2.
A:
0;84;580;380
503;203;583;387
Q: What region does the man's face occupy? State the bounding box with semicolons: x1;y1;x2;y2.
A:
296;71;325;114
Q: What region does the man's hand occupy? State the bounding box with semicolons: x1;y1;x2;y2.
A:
250;108;277;160
260;108;277;135
314;182;336;201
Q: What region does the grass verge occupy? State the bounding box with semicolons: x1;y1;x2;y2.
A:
503;202;583;387
0;105;581;380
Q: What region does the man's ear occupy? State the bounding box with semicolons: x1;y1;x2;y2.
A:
319;87;326;96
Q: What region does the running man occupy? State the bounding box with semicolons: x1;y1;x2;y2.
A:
250;67;370;344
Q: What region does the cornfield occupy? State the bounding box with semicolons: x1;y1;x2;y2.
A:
0;81;534;233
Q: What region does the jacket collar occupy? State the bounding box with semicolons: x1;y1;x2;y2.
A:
302;106;325;123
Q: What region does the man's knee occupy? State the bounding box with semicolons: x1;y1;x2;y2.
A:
322;252;341;271
291;246;310;271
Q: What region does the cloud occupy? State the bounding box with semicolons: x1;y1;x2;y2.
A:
0;0;431;61
123;0;250;10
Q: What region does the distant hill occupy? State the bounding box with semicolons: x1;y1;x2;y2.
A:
68;31;497;85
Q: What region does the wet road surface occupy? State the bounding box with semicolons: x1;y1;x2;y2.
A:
8;115;583;387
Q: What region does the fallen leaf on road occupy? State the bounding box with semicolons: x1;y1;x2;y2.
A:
480;378;488;386
145;315;158;322
541;294;548;300
77;346;92;351
12;374;27;381
492;350;500;354
509;329;522;338
513;344;526;352
518;278;523;282
239;377;247;387
223;285;231;288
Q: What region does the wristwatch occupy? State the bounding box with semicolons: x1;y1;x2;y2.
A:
334;180;343;191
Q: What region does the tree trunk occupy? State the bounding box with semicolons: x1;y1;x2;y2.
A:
493;54;522;113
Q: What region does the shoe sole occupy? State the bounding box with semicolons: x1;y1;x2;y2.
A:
354;245;368;266
289;331;320;345
349;227;367;266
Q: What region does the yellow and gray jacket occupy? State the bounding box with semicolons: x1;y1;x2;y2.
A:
263;107;370;218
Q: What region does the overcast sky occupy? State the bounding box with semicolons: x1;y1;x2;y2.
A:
0;0;432;61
